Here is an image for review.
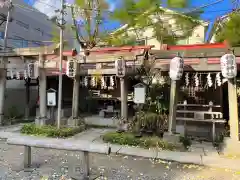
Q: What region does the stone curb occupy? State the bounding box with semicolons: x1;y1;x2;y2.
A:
2;132;240;171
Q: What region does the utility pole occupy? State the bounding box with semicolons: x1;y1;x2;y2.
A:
0;0;13;124
57;0;65;129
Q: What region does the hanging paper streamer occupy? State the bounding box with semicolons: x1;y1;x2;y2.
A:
216;73;221;87
207;73;213;87
16;71;20;80
194;73;199;87
110;76;115;87
24;70;28;79
185;73;189;86
91;76;96;87
84;77;88;87
10;70;14;79
100;76;105;89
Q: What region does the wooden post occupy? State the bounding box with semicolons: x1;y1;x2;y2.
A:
120;77;128;120
36;54;47;126
72;62;80;119
183;100;187;137
168;80;178;134
228;78;239;141
83;151;90;178
24;146;31;168
25;78;31;120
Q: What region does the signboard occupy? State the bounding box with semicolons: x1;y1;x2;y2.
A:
66;59;75;77
133;83;146;104
47;89;56;106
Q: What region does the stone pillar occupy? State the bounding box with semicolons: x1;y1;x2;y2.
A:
120;77;128;120
25;78;31;120
228;78;239;141
223;78;240;155
0;67;6;125
35;54;47;126
68;62;80;127
168;80;178;134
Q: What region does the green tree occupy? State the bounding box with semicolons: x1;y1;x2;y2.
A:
70;0;109;49
215;13;240;46
110;0;202;45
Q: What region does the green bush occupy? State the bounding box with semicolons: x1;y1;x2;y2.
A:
179;136;192;150
21;124;85;138
102;132;176;151
130;111;168;134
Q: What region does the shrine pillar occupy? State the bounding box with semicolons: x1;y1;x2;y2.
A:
167;56;184;135
168;80;179;134
120;77;128;120
35;54;47;126
0;61;6;125
68;61;80;127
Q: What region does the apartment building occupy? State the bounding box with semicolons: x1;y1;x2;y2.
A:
0;0;61;120
0;0;57;48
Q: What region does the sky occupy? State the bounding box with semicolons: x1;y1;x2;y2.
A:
24;0;234;41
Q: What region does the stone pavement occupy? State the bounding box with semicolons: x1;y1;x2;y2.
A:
1;125;240;172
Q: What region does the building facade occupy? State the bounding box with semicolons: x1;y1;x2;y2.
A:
0;0;61;120
0;0;56;49
113;8;209;49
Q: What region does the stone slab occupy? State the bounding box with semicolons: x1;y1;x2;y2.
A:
202;156;240;171
110;144;123;153
157;151;203;165
117;146;158;159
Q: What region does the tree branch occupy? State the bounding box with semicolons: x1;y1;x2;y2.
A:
70;5;86;48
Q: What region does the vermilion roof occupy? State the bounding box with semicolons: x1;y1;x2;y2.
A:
166;41;229;50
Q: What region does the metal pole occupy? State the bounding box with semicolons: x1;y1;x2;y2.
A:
57;0;64;129
0;1;13;124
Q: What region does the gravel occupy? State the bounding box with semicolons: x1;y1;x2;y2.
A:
0;139;239;180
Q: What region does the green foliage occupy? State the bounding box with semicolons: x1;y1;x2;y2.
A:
21;124;85;138
102;131;177;151
130;111;168;135
215;13;240;46
71;0;109;49
179;136;192;150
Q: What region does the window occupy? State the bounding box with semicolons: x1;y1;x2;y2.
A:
12;36;28;47
136;39;146;45
33;42;42;47
22;40;28;47
34;28;44;36
16;20;29;29
0;32;4;39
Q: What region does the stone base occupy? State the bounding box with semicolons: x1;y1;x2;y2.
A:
163;132;181;145
35;117;48;126
222;137;240;156
67;117;84;127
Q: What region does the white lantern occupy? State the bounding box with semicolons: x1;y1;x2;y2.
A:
220;54;237;79
169;56;184;80
27;63;38;79
66;59;75;77
115;57;126;77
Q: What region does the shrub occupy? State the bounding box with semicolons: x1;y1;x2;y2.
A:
102;132;176;151
130;111;168;135
21;124;85;138
179;136;192;150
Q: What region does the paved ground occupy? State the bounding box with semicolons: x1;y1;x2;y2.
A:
0;139;240;180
